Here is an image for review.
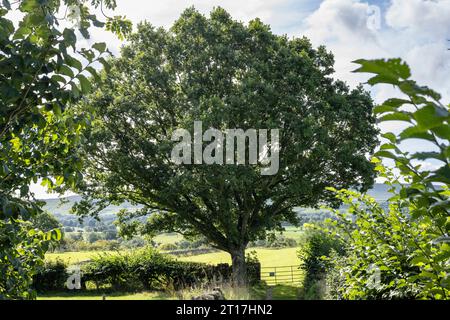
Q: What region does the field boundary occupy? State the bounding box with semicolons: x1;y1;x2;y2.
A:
261;265;302;285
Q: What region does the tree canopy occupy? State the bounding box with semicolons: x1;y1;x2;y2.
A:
77;7;379;284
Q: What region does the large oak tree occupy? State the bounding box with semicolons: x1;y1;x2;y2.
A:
78;7;378;285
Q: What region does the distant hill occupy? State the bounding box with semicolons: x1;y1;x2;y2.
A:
365;183;392;201
42;195;142;217
42;183;392;217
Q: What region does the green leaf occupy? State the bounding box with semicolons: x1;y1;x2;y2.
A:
353;58;411;85
77;74;92;93
2;0;11;10
427;165;450;184
374;104;396;114
432;125;450;140
411;152;445;162
379;143;395;150
20;0;39;13
58;65;74;78
98;57;111;72
52;102;62;116
383;98;411;108
411;256;428;266
2;201;13;218
381;132;396;143
51;74;66;84
92;42;107;53
80;48;95;62
10;136;21;151
64;55;83;71
413;105;445;130
399;81;442;101
50;229;62;241
379;112;412;122
70;82;80;98
399;126;434;142
13;25;31;39
63;28;77;50
85;66;100;81
374;150;397;160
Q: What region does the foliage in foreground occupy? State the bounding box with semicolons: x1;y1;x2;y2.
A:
0;220;60;299
298;226;344;299
0;0;130;299
325;58;450;300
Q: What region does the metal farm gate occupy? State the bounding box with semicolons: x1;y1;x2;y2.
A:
260;265;302;285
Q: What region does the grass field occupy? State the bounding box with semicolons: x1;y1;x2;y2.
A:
178;247;300;268
45;250;118;264
153;232;184;245
45;227;304;264
46;247;300;269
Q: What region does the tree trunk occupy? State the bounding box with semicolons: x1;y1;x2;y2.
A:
230;247;247;287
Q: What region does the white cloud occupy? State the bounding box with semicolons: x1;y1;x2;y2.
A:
386;0;450;39
299;0;390;89
299;0;450;103
291;0;450;174
29;181;76;200
304;0;377;44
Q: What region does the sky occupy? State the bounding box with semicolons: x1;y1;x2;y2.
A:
29;0;450;198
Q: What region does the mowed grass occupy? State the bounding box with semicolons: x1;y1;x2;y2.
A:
153;232;184;245
178;247;300;268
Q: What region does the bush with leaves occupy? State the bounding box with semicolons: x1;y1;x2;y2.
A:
325;58;450;300
0;0;130;299
82;251;138;290
249;235;297;248
298;225;344;299
81;248;261;291
0;220;61;299
32;259;68;292
159;243;178;251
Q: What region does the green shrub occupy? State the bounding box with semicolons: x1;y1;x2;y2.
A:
159;243;178;251
81;248;261;291
323;58;450;300
249;236;298;248
82;252;138;290
298;226;344;299
32;259;68;292
268;236;298;248
326;187;441;299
